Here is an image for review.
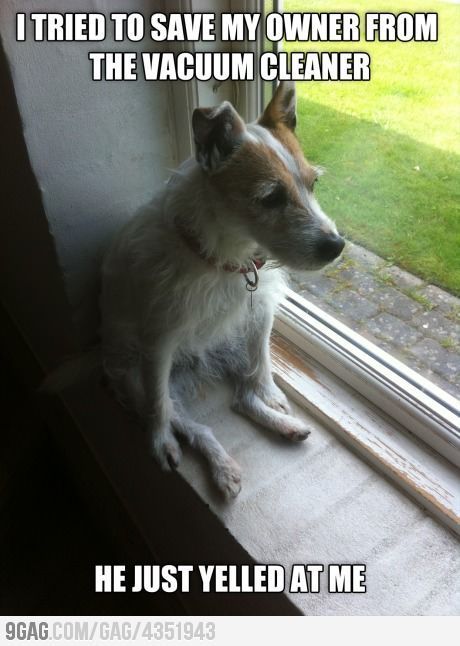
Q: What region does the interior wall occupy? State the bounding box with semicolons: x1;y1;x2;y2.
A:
0;1;177;348
0;37;76;370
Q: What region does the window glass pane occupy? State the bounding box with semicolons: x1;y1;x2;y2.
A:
277;1;459;398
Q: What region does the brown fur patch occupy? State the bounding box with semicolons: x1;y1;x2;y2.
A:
270;123;318;191
212;137;304;210
258;82;317;190
259;83;296;131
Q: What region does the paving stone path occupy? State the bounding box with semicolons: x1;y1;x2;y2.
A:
289;242;460;399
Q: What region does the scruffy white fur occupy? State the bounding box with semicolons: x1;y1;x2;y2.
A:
99;82;343;498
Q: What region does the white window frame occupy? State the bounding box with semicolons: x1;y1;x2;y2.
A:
166;0;460;532
276;290;460;468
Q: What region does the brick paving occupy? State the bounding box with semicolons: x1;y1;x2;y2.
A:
289;242;460;399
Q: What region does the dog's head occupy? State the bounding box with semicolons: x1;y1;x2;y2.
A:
192;81;345;270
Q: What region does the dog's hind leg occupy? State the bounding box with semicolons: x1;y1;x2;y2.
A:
171;412;242;499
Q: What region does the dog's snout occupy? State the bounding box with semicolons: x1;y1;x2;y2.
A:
317;233;345;262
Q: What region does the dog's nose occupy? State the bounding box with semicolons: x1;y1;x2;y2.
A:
318;233;345;261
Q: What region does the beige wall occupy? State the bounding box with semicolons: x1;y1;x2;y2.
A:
0;1;177;346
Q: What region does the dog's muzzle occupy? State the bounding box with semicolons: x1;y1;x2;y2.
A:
317;233;345;262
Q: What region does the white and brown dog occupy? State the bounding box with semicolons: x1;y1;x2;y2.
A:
100;81;344;498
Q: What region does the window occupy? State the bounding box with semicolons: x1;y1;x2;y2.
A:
169;0;459;531
254;0;460;469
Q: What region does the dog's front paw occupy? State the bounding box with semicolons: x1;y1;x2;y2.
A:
257;380;291;415
212;456;242;500
282;417;312;442
151;429;182;471
233;388;312;443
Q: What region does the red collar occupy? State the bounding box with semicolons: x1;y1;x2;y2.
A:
178;225;266;275
229;257;266;274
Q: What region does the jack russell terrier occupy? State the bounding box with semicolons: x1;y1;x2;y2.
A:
98;81;344;498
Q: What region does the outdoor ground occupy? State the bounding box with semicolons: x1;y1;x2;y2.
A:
289;242;460;398
284;0;460;295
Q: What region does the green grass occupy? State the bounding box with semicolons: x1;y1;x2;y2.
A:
283;0;460;295
440;337;458;350
401;288;436;310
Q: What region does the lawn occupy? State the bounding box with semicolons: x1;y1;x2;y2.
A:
283;0;460;295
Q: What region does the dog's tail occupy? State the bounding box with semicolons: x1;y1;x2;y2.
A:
40;346;103;393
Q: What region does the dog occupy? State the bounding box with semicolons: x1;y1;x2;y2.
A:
99;80;344;498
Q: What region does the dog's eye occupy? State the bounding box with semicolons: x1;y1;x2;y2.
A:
259;185;288;209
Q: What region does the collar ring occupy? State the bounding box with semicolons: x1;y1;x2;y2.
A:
244;260;259;291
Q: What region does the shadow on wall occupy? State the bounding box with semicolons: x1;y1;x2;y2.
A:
0;4;176;356
0;38;77;372
295;97;460;295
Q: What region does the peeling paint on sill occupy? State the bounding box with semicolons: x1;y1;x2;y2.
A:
271;334;460;535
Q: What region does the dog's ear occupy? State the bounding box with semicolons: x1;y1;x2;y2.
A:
258;80;297;131
192;101;246;172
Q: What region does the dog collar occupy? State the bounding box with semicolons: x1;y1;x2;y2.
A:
231;257;266;274
178;225;266;275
